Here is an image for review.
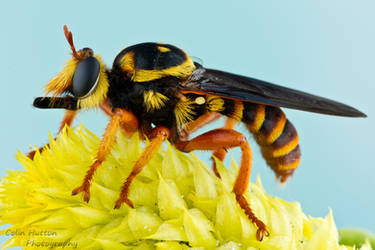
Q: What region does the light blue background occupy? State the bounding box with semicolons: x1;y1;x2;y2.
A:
1;0;374;245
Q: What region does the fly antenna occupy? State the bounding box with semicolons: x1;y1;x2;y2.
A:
63;25;79;60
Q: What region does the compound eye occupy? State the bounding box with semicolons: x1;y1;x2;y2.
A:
71;56;100;98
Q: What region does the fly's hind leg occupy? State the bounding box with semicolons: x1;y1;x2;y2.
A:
180;112;221;141
175;128;269;241
181;113;239;178
180;112;225;177
211;117;238;178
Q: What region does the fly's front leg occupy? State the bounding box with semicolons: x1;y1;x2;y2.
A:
72;109;139;202
175;128;269;241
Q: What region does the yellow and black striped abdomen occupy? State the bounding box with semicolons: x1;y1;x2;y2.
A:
243;103;300;182
220;100;301;182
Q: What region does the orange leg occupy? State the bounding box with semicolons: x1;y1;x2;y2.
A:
114;126;170;209
27;110;78;159
100;99;135;138
181;113;238;178
58;110;78;132
180;112;223;177
72;109;139;202
180;112;221;141
175;129;269;241
29;99;114;160
99;99;113;117
212;118;238;178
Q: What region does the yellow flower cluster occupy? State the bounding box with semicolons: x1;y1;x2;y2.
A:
0;125;371;249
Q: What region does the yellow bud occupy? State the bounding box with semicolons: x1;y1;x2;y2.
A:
0;125;371;249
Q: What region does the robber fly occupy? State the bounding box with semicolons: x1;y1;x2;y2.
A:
31;25;366;241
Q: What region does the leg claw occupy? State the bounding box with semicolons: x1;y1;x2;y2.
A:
71;184;91;202
256;227;270;241
114;197;134;209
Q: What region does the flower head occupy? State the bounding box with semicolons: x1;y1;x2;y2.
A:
0;125;371;249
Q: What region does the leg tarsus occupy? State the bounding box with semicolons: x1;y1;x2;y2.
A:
71;160;102;202
71;184;91;202
235;194;269;241
114;196;133;209
114;177;134;209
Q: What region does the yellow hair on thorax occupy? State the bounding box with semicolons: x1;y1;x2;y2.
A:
143;90;169;111
206;96;225;112
174;98;196;129
77;55;109;109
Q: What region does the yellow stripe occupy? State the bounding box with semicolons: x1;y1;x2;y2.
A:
272;135;299;157
132;56;195;82
265;112;286;144
120;51;135;77
231;101;244;121
248;105;265;132
157;46;171;53
206;96;225;112
276;157;301;170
